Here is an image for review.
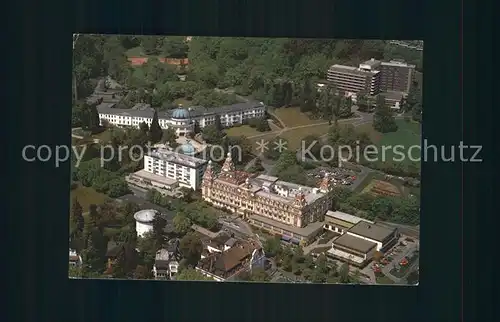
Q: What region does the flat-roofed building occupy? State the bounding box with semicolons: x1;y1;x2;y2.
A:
327;64;381;96
346;221;399;252
201;154;333;245
126;147;207;193
379;60;415;93
328;233;378;267
323;210;374;234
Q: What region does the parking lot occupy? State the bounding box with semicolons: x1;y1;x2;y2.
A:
360;235;420;284
307;167;357;186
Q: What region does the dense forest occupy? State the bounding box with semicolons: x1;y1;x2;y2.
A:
73;36;423;108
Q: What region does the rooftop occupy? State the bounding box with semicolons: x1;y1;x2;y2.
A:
381;60;416;68
133;209;158;223
332;234;377;253
198;241;259;277
249;174;326;205
97;101;265;119
347;221;396;242
325;210;373;225
147;148;207;168
328;64;380;76
249;214;324;238
129;169;179;186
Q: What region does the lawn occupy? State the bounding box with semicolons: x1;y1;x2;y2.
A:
226;125;266;138
70;183;110;214
244;123;333;152
125;46;147;57
273;106;327;127
357;119;421;165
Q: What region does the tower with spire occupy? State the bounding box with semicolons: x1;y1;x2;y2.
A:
221;152;235;173
202;160;215;192
319;172;332;193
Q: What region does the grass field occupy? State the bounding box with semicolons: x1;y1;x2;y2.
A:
70;183;109;214
273;106;327;127
357;119;421;164
92;129;113;143
226;125;264;138
125;46;147;57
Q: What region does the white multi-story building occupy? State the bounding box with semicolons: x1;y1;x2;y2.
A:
96;101;266;137
127;147;208;192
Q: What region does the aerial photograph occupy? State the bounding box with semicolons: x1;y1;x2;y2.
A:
70;35;422;285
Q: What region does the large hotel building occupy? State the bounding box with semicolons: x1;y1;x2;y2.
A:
201;153;333;245
95;99;266;138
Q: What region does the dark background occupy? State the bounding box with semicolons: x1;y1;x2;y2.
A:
6;0;492;321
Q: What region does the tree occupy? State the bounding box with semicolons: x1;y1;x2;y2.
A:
317;85;339;124
81;101;101;131
148;109;163;144
107;178;130;198
161;36;189;58
111;244;137;278
122;202;141;225
271;150;298;175
300;79;316;112
373;95;398;133
248;267;270;282
71;198;85;233
412;103;422;123
133;265;151;279
175;268;213;281
179;233;204;267
162;128;178;147
292;246;305;264
339;263;350;283
262;236;282;257
173;214;192;235
151;214;167;249
88;204;99;228
201;124;225;144
141;36;161;55
82;228;106;272
139;121;150;134
255;117;271;132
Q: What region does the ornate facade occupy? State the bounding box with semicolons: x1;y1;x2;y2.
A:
202;153;333;234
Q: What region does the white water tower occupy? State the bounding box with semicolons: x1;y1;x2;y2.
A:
133;209;158;238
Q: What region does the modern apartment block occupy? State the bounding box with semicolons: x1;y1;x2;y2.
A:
379;60;415;93
326;58;416;96
326;63;381;96
127;147;207;191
